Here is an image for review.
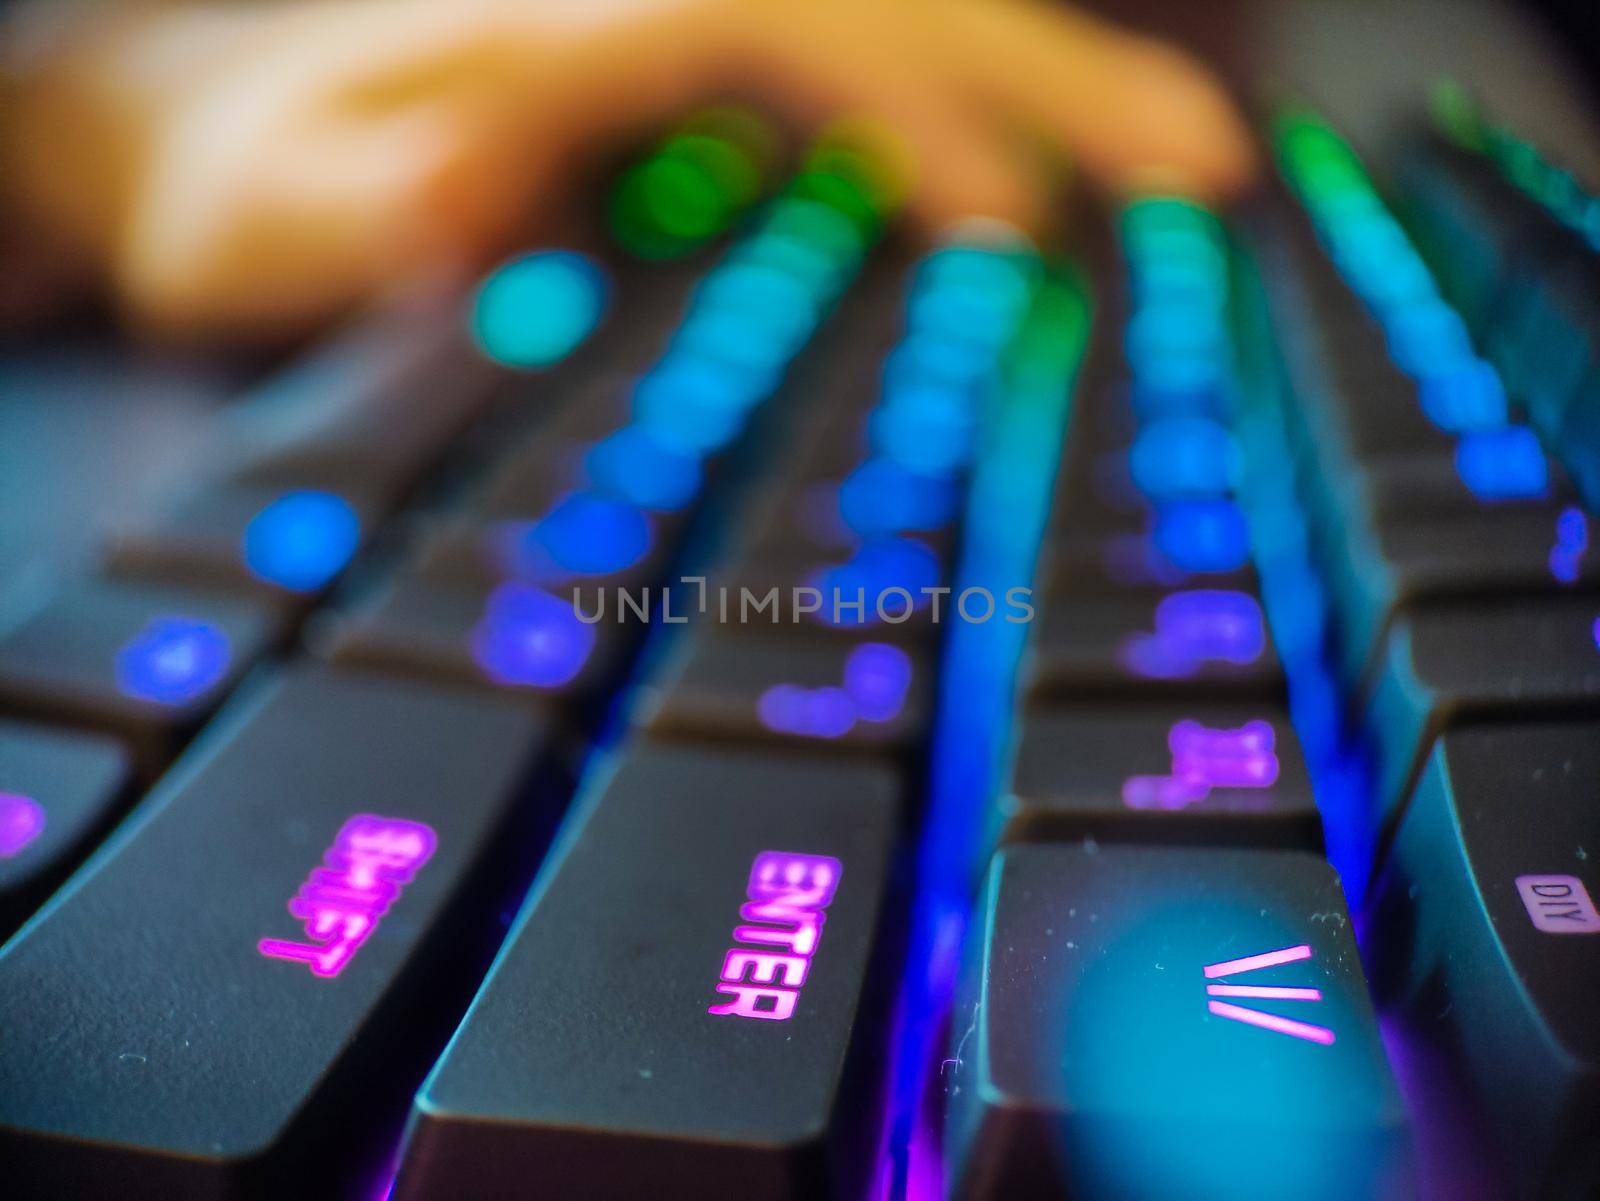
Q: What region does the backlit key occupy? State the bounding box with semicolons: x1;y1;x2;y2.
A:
0;720;131;932
1007;703;1321;850
944;843;1408;1201
105;482;377;605
0;578;271;777
1363;596;1600;828
1028;590;1284;702
0;666;551;1199
1370;723;1600;1197
641;625;930;754
393;743;900;1201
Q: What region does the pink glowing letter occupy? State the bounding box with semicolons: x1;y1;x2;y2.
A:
258;814;437;978
710;850;842;1021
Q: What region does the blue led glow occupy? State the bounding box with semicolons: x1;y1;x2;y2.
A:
694;262;818;345
1455;425;1549;500
1153;499;1251;573
871;387;977;475
115;617;231;705
523;491;652;577
843;642;914;721
916;247;1032;312
586;427;703;512
909;284;1023;350
1125;303;1227;366
1383;299;1471;374
838;458;958;537
1550;506;1589;584
728;232;841;296
1129;351;1226;401
1128;417;1238;499
809;537;941;625
672;309;794;377
633;356;762;454
756;685;857;739
1419;358;1508;432
471;251;609;369
882;334;995;396
241;490;361;592
1130;380;1229;423
470;583;595;688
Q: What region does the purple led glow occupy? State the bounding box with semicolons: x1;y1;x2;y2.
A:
1202;943;1332;1044
843;643;914;721
1119;589;1266;679
710;851;842;1021
1205;984;1323;1000
470;583;596;688
1123;718;1280;810
1549;506;1589;584
258;815;437;978
0;793;46;858
1206;1000;1335;1045
757;685;857;739
1203;943;1312;978
756;643;913;738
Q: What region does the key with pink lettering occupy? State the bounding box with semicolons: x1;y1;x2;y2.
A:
259;815;437;977
394;743;899;1201
710;851;844;1020
945;842;1407;1200
1372;722;1600;1193
0;666;550;1195
1007;705;1322;849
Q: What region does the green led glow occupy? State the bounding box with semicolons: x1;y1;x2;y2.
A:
760;198;868;268
610;107;778;260
612;155;729;259
788;169;882;237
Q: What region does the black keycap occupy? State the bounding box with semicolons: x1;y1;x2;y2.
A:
944;842;1409;1201
225;303;500;506
1364;596;1600;829
312;571;636;705
739;470;961;562
0;720;131;932
1396;135;1531;335
0;665;552;1200
640;625;931;754
0;579;271;777
105;482;379;604
1370;722;1600;1199
407;509;676;597
1007;703;1320;850
1552;368;1600;514
464;391;624;518
714;538;953;646
1043;530;1260;600
1324;508;1600;687
394;742;901;1201
1330;451;1575;531
1028;590;1283;702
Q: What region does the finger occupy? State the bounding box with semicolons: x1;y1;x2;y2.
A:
559;1;1051;240
938;0;1257;203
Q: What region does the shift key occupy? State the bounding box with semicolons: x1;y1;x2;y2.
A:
394;742;902;1201
0;665;552;1200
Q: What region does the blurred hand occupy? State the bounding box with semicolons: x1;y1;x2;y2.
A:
4;0;1254;338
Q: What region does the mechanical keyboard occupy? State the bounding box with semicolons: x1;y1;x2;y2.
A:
1;94;1597;1201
